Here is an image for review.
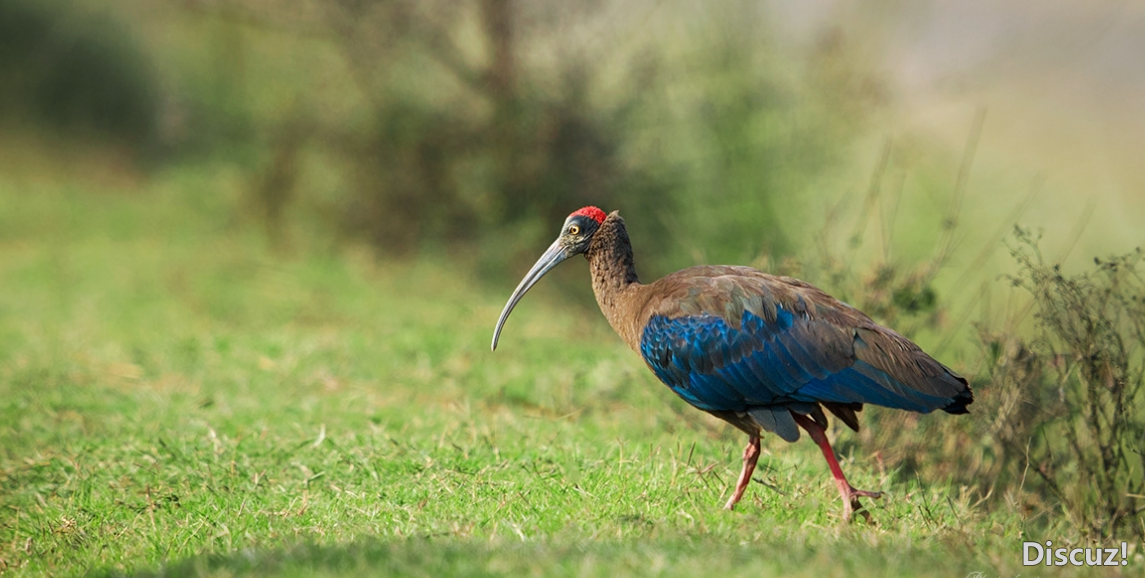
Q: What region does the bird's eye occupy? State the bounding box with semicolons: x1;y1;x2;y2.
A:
568;225;581;236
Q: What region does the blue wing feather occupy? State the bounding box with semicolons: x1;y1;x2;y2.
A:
640;308;963;417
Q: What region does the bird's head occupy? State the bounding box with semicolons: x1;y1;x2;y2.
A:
491;206;607;351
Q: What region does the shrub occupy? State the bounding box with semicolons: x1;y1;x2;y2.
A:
990;230;1145;540
763;145;1145;540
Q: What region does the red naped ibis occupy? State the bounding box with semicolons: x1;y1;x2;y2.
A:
491;207;972;521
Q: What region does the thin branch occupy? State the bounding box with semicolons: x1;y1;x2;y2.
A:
929;107;987;278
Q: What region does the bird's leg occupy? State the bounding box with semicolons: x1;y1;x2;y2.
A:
791;413;882;522
723;433;761;510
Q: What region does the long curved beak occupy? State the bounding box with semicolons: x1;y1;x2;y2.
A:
491;239;571;351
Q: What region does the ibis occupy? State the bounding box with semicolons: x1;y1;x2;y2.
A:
491;207;972;521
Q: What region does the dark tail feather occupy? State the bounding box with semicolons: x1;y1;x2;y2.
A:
942;385;974;415
809;405;829;430
823;402;863;431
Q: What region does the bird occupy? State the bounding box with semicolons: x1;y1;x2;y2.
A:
491;207;972;521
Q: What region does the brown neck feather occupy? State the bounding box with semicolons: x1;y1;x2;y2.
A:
585;212;646;350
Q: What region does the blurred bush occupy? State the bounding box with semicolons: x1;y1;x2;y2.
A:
0;0;883;278
0;0;159;149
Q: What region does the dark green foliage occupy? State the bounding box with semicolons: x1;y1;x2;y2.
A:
0;0;159;147
225;1;884;280
0;0;883;282
335;74;675;258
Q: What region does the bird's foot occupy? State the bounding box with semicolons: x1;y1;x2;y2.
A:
723;434;761;510
838;481;883;522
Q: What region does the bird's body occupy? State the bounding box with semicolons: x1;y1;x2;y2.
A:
493;207;972;520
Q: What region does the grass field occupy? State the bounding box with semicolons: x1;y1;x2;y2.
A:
0;167;1129;577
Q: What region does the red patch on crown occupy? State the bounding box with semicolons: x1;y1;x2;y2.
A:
570;206;606;224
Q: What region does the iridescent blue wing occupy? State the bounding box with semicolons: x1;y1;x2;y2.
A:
638;269;971;441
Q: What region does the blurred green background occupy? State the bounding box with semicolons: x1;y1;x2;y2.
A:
3;0;1141;278
2;0;1144;575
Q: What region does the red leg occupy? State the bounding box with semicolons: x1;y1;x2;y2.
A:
724;433;761;510
791;413;882;521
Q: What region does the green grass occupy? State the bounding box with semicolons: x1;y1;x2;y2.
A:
0;167;1122;576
